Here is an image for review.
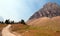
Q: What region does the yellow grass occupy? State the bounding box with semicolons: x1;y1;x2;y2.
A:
0;16;60;36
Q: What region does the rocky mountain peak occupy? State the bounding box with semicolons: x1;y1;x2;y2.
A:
29;2;60;20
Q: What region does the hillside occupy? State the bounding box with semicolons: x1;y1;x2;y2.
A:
29;2;60;20
27;16;60;31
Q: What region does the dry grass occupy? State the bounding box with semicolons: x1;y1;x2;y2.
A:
22;30;56;36
0;16;60;36
27;16;60;30
0;24;7;31
0;24;29;33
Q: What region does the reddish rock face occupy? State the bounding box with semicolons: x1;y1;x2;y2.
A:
29;2;60;20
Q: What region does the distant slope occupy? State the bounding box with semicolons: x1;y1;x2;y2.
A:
27;16;60;31
25;16;60;36
29;2;60;20
27;17;50;26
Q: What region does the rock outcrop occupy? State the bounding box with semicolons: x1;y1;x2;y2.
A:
29;2;60;20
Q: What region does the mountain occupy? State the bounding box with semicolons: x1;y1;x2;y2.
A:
27;16;60;31
29;2;60;20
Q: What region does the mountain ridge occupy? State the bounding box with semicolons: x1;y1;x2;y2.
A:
29;2;60;20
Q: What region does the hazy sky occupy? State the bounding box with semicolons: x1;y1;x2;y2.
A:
0;0;60;21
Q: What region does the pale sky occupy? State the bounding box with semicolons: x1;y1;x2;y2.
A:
0;0;60;22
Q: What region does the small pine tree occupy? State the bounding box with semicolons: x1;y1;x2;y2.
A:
0;21;4;24
5;19;10;24
1;21;4;24
0;21;1;24
21;19;26;25
11;21;14;24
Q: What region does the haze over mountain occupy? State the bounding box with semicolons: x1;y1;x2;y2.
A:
29;2;60;20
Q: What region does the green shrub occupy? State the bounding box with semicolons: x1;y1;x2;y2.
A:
5;19;10;24
21;19;26;25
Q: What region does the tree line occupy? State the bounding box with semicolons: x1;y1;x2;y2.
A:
0;19;26;25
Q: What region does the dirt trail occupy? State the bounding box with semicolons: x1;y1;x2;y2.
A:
2;24;21;36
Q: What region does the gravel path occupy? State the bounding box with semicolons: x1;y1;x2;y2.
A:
2;24;21;36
